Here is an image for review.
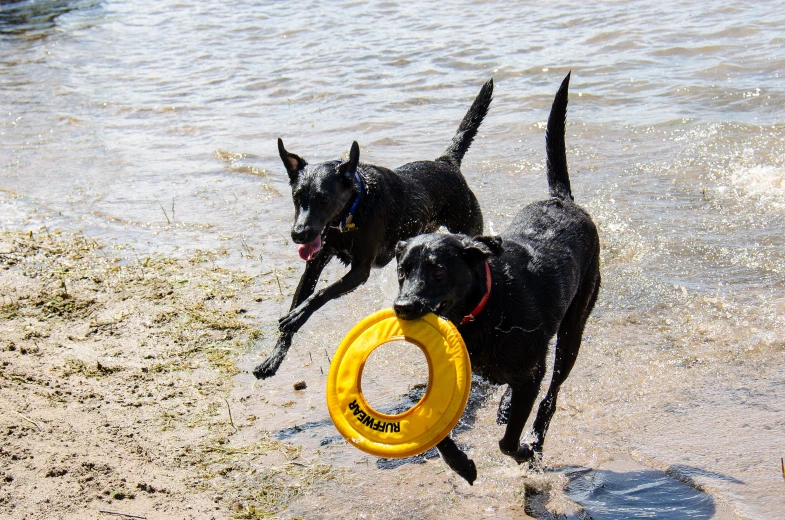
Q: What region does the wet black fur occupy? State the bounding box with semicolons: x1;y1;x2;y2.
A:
253;79;493;379
393;73;601;484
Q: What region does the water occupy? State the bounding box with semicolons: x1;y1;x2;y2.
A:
2;0;784;518
562;459;720;519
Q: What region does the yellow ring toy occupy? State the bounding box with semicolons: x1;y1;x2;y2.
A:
326;309;472;458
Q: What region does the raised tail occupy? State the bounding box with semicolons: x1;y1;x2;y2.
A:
546;72;573;201
437;78;494;168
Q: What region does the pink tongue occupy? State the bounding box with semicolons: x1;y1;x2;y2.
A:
297;235;322;261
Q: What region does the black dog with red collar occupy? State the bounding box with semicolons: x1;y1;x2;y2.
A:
394;73;601;484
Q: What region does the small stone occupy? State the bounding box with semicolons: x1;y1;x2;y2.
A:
293;380;306;391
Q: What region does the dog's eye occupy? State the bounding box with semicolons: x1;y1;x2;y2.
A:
397;267;405;280
432;267;444;279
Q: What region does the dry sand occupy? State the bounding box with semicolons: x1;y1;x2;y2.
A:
0;230;334;519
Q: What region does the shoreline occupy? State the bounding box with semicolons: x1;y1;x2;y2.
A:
0;227;777;519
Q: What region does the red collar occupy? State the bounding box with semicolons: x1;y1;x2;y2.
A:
460;261;491;325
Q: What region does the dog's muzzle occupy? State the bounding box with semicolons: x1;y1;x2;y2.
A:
291;224;319;244
393;297;428;320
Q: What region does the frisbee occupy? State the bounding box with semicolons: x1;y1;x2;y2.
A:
326;309;472;458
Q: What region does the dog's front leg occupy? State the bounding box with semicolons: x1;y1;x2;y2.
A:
436;436;477;485
253;251;333;379
279;261;372;333
287;250;334;313
252;332;294;380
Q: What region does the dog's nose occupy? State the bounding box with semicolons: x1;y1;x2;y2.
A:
393;298;424;320
291;225;315;244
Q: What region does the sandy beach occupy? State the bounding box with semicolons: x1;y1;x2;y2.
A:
0;230;339;519
3;1;785;518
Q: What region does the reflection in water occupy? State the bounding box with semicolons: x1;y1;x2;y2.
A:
272;375;497;472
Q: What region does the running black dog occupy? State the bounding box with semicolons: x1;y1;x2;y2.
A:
253;80;493;379
393;73;600;484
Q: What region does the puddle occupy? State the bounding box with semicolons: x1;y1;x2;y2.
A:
535;456;740;520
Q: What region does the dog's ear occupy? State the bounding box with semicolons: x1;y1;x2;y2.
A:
395;240;408;258
338;141;360;180
460;235;503;262
475;235;504;255
278;138;306;181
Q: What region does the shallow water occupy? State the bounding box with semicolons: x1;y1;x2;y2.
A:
2;0;784;518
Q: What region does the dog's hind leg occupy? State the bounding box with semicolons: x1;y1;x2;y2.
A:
526;272;600;457
496;386;512;425
253;250;334;379
436;436;477;485
498;360;546;463
441;189;484;237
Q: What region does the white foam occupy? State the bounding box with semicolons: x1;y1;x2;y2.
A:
729;164;785;204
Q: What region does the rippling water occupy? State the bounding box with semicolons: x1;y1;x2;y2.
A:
2;0;784;518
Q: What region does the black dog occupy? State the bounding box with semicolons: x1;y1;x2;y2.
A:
253;79;493;379
393;73;600;484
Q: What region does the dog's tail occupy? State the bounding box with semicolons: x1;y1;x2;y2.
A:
546;72;573;201
437;78;494;168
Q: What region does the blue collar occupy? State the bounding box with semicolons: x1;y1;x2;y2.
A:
334;170;363;232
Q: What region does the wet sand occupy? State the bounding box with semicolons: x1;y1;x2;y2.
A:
2;228;763;519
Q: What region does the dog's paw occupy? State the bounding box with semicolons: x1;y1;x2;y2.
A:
498;438;519;457
499;440;540;465
279;306;308;333
513;444;535;464
252;357;279;379
458;458;477;485
442;452;477;485
513;444;543;468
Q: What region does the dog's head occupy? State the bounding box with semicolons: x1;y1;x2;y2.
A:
278;139;361;260
393;233;503;322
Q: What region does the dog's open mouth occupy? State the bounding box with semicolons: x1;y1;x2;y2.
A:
297;234;322;261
